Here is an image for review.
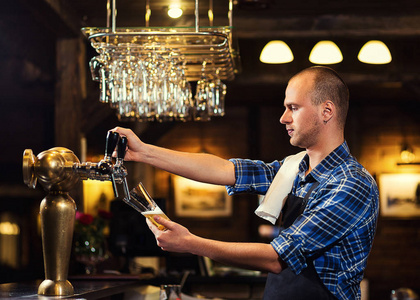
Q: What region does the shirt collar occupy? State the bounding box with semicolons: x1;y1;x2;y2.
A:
298;141;351;183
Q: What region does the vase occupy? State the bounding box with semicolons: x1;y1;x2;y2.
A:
74;234;109;274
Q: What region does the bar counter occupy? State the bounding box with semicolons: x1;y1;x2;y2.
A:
0;275;151;300
0;274;267;300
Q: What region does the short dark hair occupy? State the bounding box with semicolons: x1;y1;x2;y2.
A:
295;66;349;129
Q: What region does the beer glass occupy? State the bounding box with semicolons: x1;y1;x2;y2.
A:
123;182;169;230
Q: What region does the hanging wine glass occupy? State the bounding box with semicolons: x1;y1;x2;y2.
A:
89;56;103;82
142;51;159;119
177;61;193;121
157;49;172;121
116;52;140;121
194;61;211;121
94;50;111;104
209;68;226;117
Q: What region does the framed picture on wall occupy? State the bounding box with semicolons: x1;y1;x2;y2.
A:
173;175;232;218
378;173;420;217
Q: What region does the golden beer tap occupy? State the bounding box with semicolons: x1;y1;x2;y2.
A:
22;131;129;296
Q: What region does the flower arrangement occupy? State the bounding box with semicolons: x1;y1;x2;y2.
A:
73;209;113;274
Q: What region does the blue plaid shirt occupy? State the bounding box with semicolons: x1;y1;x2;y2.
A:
226;142;379;300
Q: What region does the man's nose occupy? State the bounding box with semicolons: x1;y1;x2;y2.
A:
280;110;290;124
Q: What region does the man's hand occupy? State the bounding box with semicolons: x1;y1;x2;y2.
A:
146;216;193;253
110;127;145;162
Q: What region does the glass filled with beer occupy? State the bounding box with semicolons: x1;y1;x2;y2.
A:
123;182;169;230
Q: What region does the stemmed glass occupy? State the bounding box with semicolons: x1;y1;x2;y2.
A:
194;62;226;120
209;68;226;117
89;45;217;121
194;61;211;121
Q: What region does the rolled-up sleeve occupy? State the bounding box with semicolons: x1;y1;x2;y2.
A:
271;231;308;274
226;158;281;195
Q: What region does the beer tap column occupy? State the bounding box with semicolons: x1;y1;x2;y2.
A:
22;131;132;296
22;148;79;296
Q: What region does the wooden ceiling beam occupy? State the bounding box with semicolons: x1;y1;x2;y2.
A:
231;14;420;39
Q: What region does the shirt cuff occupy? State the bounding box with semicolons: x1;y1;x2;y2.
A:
271;233;307;275
225;158;247;195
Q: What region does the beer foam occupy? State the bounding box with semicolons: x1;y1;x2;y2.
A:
141;207;164;216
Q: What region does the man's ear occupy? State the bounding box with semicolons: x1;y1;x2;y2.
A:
322;100;334;123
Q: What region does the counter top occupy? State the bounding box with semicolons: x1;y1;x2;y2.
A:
0;279;143;299
0;274;267;299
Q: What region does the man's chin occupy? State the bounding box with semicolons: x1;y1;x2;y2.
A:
289;138;304;149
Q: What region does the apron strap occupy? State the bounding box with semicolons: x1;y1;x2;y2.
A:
281;181;319;228
300;181;320;213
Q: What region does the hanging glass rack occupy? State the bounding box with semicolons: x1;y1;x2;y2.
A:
81;26;237;81
81;0;239;121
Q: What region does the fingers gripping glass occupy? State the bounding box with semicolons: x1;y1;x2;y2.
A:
123;182;169;231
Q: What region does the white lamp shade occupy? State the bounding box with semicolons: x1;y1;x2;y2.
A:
260;40;294;64
358;40;392;64
309;41;343;64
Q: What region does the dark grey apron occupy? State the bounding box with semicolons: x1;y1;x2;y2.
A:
262;182;338;300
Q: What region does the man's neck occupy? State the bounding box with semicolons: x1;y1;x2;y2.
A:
306;137;344;171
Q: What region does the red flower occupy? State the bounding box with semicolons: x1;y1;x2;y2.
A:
98;209;113;220
75;211;94;225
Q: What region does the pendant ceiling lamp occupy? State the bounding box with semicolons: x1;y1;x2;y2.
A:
358;40;392;64
260;40;294;64
309;41;343;65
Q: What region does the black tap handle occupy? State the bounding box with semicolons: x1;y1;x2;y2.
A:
117;136;128;160
105;131;120;158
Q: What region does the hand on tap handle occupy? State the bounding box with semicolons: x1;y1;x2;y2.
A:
73;131;130;198
110;127;145;162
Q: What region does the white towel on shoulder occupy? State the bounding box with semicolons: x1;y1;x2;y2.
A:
255;151;306;224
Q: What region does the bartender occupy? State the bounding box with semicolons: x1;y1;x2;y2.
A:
112;66;379;300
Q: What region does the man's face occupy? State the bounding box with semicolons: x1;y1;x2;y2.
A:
280;75;323;149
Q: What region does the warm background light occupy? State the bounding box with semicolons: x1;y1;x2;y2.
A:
358;40;392;64
168;5;183;18
309;40;343;64
0;213;20;269
401;150;416;163
400;143;416;163
0;222;20;235
260;40;294;64
83;180;115;215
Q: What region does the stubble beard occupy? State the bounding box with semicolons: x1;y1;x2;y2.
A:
289;117;322;149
